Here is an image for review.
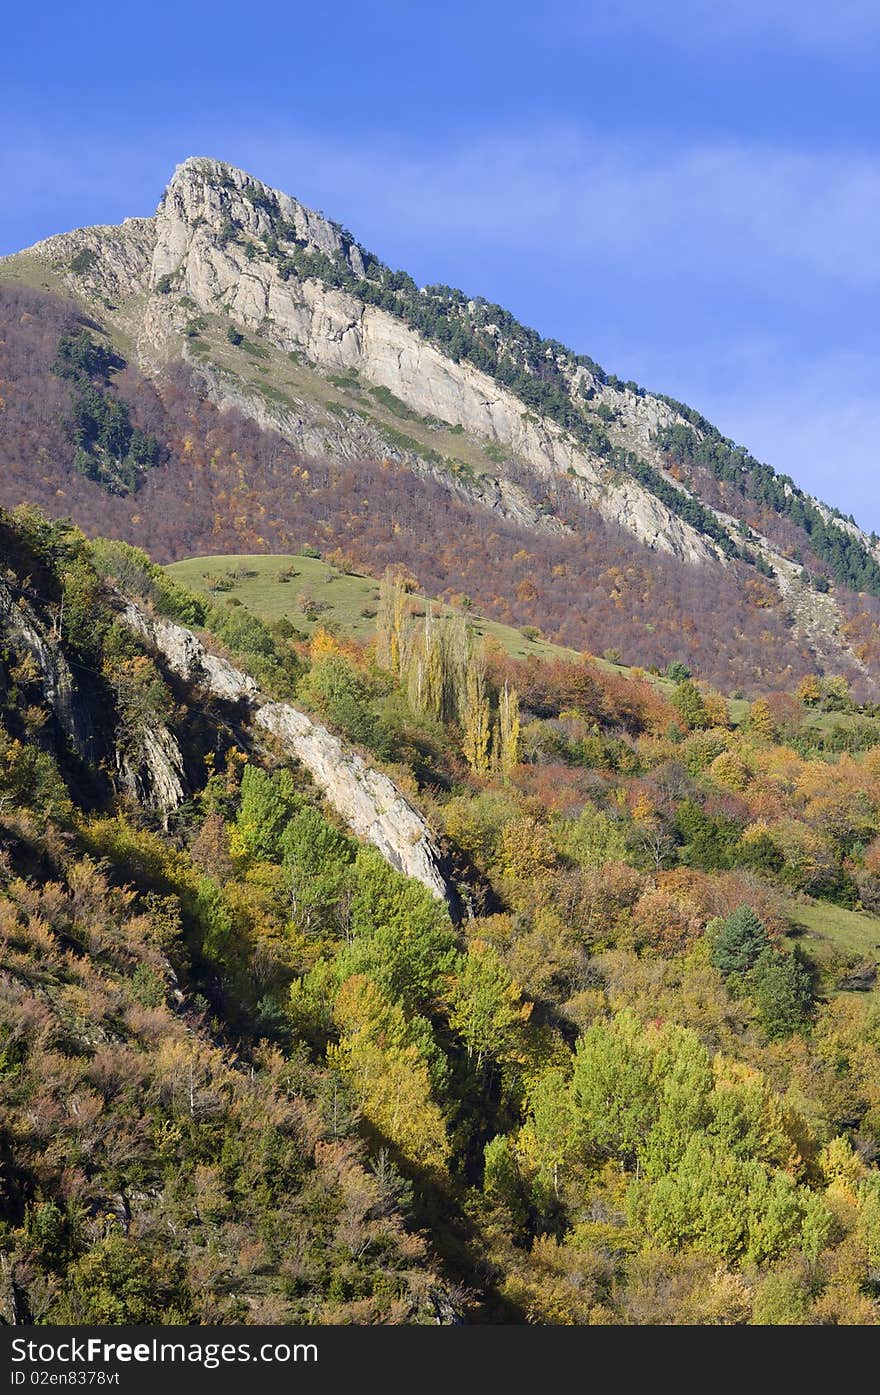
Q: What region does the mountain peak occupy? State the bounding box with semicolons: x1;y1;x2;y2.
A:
162;155;277;203
151;155;360;290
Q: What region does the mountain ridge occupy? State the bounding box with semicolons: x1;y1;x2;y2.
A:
2;156;880;693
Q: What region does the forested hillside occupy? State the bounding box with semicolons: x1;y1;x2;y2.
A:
2;505;880;1324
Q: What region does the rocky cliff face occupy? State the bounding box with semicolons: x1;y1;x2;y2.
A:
141;160;717;564
0;567;451;900
120;602;452;904
15;158;717;566
0;577;94;761
0;574;192;815
115;721;187;820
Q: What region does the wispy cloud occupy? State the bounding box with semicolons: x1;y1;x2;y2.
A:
215;128;880;525
631;338;880;528
553;0;880;51
7;127;879;296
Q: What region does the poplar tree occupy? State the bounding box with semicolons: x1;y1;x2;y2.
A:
461;651;491;774
376;566;408;676
496;680;521;780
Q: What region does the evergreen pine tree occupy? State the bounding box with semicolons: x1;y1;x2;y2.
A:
711;905;770;977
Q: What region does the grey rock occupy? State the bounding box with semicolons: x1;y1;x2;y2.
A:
121;601;451;905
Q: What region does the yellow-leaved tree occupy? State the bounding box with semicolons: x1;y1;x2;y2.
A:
328;974;450;1172
445;940;532;1070
376;567;409;677
495;681;521;781
461;651;491;775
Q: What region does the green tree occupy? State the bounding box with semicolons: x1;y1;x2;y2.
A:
675;800;741;870
232;764;300;861
446;940;530;1069
329;974;450;1171
641;1026;714;1178
342;848;457;1014
517;1068;579;1197
59;1234;190;1323
298;654;386;751
711;905;770;978
483;1134;530;1230
571;1011;657;1165
750;948;814;1037
281;804;355;932
194;877;250;1000
671;680;709;730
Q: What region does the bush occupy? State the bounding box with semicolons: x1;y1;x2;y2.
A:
69;248;97;275
666;661;692;682
298;655;389;754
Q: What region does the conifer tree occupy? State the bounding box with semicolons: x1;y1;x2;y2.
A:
672;679;708;730
711;905;770;977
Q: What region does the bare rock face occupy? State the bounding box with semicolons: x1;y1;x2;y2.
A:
121;601;452;905
122;605;260;703
254;703;449;895
7;157;725;566
27;218;156;319
13;155;875;672
143;159;717;565
189;361;560;535
0;578;93;759
0;581;189;816
116;723;187;819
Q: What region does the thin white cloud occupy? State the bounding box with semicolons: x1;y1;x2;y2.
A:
699;353;880;529
554;0;880;50
6;128;879;296
619;336;880;527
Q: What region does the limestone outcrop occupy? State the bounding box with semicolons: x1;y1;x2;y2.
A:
120;602;452;904
0;577;93;760
10;154;880;671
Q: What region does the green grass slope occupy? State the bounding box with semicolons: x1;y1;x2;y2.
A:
788;898;880;997
165;551;584;662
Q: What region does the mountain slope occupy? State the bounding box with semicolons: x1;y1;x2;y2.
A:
4;506;880;1326
3;157;880;693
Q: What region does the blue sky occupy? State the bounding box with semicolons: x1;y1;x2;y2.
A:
2;1;879;525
